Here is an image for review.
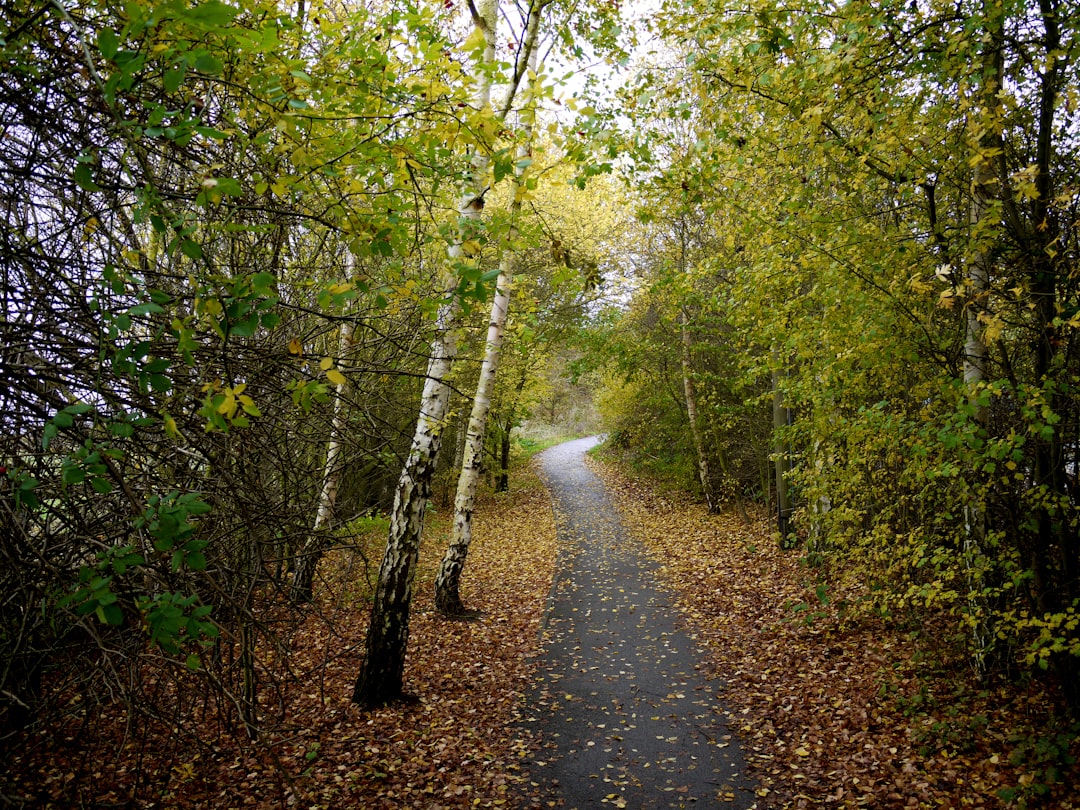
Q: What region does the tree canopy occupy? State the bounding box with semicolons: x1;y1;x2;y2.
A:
2;0;1079;803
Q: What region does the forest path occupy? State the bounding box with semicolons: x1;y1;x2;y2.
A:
516;437;756;809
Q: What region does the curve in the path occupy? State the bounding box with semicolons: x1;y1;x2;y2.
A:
518;437;757;809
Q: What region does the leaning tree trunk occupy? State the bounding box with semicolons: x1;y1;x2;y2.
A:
352;0;503;708
432;261;512;617
351;313;460;705
434;6;544;617
292;303;356;603
433;13;541;617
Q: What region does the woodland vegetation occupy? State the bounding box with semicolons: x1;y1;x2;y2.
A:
1;0;1078;805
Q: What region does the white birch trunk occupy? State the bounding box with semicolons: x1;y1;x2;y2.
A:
433;259;511;615
434;9;542;617
353;0;504;707
291;311;356;602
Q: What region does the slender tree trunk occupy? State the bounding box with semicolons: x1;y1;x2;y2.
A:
292;308;356;603
1029;0;1070;613
352;314;459;705
433;260;512;616
771;366;794;546
496;420;512;493
433;12;541;617
679;309;717;513
352;0;516;707
962;0;1002;674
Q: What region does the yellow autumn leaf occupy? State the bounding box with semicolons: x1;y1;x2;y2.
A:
163;413;181;439
319;356;334;371
326;368;346;386
215;390;236;416
463;26;486;52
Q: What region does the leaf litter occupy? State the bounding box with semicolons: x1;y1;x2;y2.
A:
4;468;558;809
588;453;1080;809
7;450;1078;809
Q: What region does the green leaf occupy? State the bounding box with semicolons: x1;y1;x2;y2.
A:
128;302;164;316
109;421;135;438
183;0;241;27
163;65;186;93
251;272;276;294
74;163;101;191
149;374;172;393
195;126;230;141
90;477;114;494
229;316;259;338
62;466;86;485
97;603;124;625
180;239;203;260
97;29;120;60
194;52;223;74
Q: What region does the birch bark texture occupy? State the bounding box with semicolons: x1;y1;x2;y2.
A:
433;9;543;617
353;0;547;706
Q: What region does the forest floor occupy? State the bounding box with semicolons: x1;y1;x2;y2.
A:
5;443;1079;809
5;466;560;809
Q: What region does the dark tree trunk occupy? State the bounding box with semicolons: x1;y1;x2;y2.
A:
496;425;511;493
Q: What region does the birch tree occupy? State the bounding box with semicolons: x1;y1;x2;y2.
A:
434;9;544;618
291;256;357;603
353;0;551;707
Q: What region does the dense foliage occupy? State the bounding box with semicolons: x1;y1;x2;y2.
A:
594;0;1080;704
0;0;608;770
4;0;1079;802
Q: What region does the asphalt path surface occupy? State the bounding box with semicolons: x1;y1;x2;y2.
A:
517;437;757;809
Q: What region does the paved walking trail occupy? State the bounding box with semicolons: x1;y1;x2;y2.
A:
517;437;756;809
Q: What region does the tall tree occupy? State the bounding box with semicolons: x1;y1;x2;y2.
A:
434;6;544;617
353;0;550;707
290;251;357;603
